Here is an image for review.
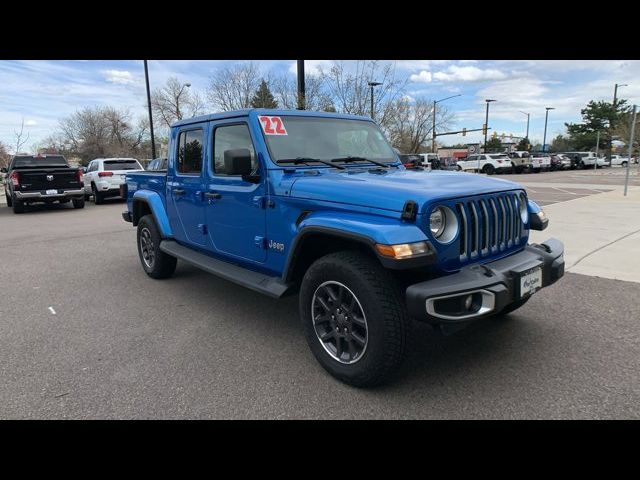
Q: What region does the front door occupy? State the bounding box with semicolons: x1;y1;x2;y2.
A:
167;125;208;247
204;121;266;263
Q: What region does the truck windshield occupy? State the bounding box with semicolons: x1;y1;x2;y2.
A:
262;116;397;166
12;155;68;168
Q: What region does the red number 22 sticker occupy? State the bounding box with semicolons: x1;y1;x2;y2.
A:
259;116;287;135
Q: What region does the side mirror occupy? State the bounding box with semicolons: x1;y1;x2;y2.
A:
224;149;259;183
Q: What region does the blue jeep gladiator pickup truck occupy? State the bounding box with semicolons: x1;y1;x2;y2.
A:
122;109;564;387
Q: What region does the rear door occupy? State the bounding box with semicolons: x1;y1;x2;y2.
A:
166;125;208;247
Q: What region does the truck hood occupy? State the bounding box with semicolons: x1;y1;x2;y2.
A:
288;168;522;212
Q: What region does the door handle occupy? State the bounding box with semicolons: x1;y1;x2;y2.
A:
173;188;185;196
204;192;221;199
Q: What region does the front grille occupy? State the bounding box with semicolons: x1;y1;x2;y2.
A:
456;192;525;261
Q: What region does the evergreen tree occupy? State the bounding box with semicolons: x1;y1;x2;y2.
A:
250;79;278;109
485;137;502;153
516;137;531;151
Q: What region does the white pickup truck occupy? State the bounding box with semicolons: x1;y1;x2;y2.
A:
610;155;631;167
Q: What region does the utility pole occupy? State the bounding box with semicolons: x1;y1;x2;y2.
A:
368;81;382;121
144;60;156;159
484;99;496;152
297;60;305;110
610;83;628;165
624;105;637;197
542;107;555;153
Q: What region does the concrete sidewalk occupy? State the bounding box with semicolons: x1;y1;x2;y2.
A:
530;186;640;283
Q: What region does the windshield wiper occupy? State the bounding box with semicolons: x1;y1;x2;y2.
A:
330;156;392;168
276;157;346;170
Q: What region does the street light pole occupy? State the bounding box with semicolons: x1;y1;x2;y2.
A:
175;82;191;120
610;83;628;165
542;107;555;153
519;111;530;140
368;81;382;121
432;94;462;154
143;60;156;160
484;99;496;153
624;105;637;197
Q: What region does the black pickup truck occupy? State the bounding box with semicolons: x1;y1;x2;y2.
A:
1;154;85;213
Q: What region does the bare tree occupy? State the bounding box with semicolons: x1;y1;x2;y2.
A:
14;118;31;154
318;61;408;129
0;141;11;169
385;97;455;153
207;62;262;111
270;73;334;111
55;106;151;164
150;77;205;130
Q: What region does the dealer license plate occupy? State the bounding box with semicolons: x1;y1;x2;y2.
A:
45;189;58;195
520;267;542;297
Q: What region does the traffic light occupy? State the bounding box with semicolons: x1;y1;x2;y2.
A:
482;124;487;135
462;128;467;137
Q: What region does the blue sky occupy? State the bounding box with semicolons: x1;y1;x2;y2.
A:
1;59;639;151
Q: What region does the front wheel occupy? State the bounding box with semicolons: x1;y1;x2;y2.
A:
137;214;177;279
299;251;409;387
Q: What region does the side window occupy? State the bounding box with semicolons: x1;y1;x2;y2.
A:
212;124;257;175
89;161;97;172
467;155;475;162
177;129;204;174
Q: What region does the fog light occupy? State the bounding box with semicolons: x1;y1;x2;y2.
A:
464;294;473;311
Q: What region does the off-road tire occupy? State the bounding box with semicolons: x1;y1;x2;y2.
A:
137;214;177;279
72;197;85;209
299;250;410;388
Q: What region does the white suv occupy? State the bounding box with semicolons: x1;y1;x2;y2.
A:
456;154;512;175
83;158;143;204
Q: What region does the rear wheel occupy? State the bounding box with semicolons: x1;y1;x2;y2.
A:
137;214;177;279
482;164;495;175
299;251;409;387
92;184;104;205
5;193;12;207
13;199;25;214
72;197;85;209
622;161;628;168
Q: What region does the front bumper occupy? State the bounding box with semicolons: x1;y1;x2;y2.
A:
14;189;84;201
406;238;564;323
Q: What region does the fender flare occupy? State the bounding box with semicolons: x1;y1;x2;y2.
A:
283;212;435;281
132;190;173;238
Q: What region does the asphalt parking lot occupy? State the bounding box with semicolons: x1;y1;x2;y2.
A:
1;168;639;419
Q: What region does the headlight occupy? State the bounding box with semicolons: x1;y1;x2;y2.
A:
429;205;459;243
519;193;528;223
375;241;431;259
429;207;446;238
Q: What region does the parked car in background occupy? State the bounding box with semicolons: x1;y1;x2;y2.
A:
399;154;425;170
1;154;85;213
439;157;459;171
549;154;565;171
146;157;168;171
553;153;572;170
529;152;552;173
83;158;144;204
456;153;512;175
564;151;599;169
418;153;441;170
508;151;532;173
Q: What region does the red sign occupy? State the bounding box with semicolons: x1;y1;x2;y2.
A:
259;116;287;135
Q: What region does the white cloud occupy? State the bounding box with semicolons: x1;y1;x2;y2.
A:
410;70;433;83
288;60;332;76
25;119;37;126
433;65;507;83
102;69;138;85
